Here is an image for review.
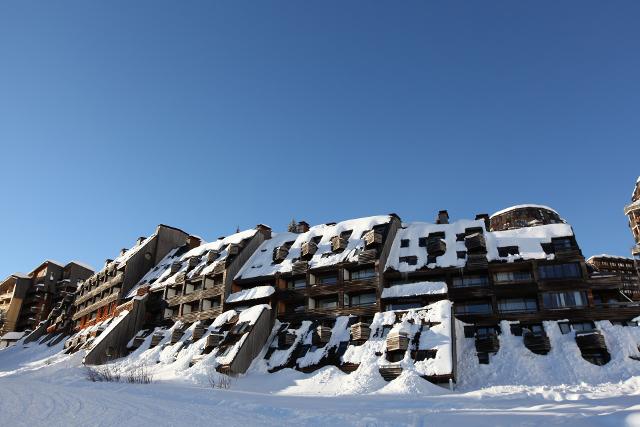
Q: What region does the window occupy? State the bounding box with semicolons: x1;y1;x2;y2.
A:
497;246;519;257
538;263;582;280
456;233;465;242
521;324;544;336
452;276;489;288
552;237;574;251
542;291;588;309
475;326;498;337
287;278;306;290
418;237;427;247
400;239;410;248
497;298;537;313
493;271;532;283
349;268;376;280
385;302;422;311
316;274;338;286
317;297;338;309
558;322;571;334
454;302;492;315
349;292;376;307
457;251;467;259
571;321;595;332
399;256;417;265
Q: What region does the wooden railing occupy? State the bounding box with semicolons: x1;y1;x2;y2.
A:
75;273;124;305
72;292;118;321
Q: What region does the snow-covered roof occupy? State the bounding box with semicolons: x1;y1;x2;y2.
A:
487;223;574;261
126;229;257;298
226;285;275;303
381;281;447;299
0;331;26;341
587;254;635;262
66;260;95;272
385;219;484;273
490;204;561;218
236;215;393;280
385;220;576;273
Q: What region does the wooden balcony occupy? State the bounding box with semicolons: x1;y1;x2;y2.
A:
363;230;382;247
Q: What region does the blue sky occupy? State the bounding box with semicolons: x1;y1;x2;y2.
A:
0;1;638;277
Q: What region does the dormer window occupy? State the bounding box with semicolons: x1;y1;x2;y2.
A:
552;237;574;251
399;256;417;265
497;246;519;257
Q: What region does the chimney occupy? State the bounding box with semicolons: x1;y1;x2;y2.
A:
296;221;310;233
104;259;113;268
120;248;128;256
136;236;146;246
256;224;272;239
436;210;449;225
475;213;491;230
187;235;202;250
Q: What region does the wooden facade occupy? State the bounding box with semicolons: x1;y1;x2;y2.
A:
0;261;93;338
624;177;640;281
72;225;192;331
233;216;401;325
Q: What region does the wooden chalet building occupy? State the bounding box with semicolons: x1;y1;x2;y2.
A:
233;215;401;323
625;176;640;279
128;225;271;327
0;260;93;339
384;205;640;365
72;225;193;331
587;255;640;301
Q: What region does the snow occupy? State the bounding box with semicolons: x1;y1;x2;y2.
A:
1;331;27;341
86;309;130;352
385;219;485;273
487;223;575;261
386;219;576;273
226;285;275;303
587;254;635;262
237;303;270;325
236;215;392;280
381;281;447;298
127;229;257;298
6;315;640;425
490;204;562;218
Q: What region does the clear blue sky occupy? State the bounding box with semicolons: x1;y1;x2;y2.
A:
0;1;638;277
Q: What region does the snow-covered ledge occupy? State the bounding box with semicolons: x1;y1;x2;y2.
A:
381;281;447;299
226;285;275;303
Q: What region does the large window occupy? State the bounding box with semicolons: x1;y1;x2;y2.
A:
497;298;537;313
385;302;423;311
317;297;338;309
454;302;492;315
538;263;582;280
316;274;338;286
452;276;489;288
349;268;376;281
552;238;574;251
542;291;588;309
493;271;532;283
287;278;306;290
349;292;377;307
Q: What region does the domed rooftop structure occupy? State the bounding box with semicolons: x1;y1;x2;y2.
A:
489;204;565;232
624;176;640;257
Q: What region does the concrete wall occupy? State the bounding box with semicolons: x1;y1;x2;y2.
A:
229;306;273;375
83;297;147;365
120;225;189;298
377;216;402;289
222;230;269;302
